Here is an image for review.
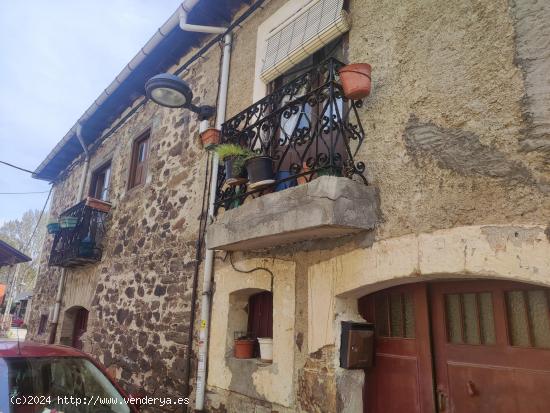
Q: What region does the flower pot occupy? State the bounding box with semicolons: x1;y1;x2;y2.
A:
86;197;112;213
224;156;248;186
245;156;275;189
275;171;297;192
59;216;79;229
234;339;255;359
47;222;61;234
338;63;372;100
200;128;221;149
257;337;273;362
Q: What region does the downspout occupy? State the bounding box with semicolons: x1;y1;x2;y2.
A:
174;3;231;410
48;123;89;344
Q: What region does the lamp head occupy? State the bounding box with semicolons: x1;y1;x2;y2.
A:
145;73;215;120
145;73;193;108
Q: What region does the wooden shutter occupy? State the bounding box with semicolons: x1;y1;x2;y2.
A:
248;291;273;338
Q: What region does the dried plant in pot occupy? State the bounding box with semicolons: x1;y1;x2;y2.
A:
215;144;251;186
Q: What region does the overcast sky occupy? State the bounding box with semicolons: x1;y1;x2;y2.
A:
0;0;182;224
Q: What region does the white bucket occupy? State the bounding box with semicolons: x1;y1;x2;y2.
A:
257;337;273;361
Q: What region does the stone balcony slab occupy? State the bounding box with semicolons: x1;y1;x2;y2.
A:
207;176;378;251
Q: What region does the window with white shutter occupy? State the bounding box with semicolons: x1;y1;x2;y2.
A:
260;0;350;84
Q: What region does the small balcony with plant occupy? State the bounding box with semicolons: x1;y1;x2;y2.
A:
47;197;111;268
207;58;379;251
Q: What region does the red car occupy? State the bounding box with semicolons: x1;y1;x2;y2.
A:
0;341;140;413
11;317;24;328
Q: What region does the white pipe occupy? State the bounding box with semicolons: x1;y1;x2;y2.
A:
194;33;232;413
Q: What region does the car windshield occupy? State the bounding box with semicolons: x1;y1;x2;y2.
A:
0;356;130;413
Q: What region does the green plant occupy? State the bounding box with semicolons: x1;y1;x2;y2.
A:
214;144;251;162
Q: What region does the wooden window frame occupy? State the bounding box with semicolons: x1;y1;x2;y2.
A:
128;130;151;190
89;160;111;201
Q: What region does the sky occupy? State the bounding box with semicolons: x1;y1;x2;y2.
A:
0;0;182;224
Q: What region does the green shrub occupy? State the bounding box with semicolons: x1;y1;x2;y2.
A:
214;144;252;162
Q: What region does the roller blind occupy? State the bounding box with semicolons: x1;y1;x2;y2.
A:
260;0;350;83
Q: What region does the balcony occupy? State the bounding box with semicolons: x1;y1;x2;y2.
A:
207;58;378;251
49;197;110;268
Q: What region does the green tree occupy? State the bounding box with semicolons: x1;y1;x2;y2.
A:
0;209;47;292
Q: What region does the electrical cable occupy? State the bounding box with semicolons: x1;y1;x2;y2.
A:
0;160;35;175
0;191;50;195
227;251;275;292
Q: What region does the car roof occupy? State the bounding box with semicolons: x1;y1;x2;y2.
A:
0;340;87;358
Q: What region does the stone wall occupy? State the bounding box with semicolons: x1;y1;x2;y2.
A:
27;34;223;411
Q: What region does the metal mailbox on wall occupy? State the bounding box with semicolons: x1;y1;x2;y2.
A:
340;321;374;369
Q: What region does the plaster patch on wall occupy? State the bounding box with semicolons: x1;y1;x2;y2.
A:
509;0;550;153
480;225;542;252
404;115;534;184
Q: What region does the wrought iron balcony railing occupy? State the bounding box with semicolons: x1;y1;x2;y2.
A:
49;198;110;268
214;58;367;214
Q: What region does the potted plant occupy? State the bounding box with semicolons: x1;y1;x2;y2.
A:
338;63;372;100
200;128;221;149
47;217;61;234
245;154;275;189
215;144;251;186
234;333;255;359
59;215;79;229
257;337;273;362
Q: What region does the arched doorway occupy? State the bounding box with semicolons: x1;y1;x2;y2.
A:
359;280;550;412
60;306;89;350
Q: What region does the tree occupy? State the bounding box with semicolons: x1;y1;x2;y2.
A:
0;209;47;292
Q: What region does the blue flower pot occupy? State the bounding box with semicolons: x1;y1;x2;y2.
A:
275;171;297;192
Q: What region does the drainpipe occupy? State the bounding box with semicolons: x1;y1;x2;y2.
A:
194;32;231;412
174;4;231;410
48;123;89;344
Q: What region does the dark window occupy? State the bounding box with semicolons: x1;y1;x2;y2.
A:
248;291;273;339
128;131;150;189
37;315;48;335
89;162;111;201
72;307;89;350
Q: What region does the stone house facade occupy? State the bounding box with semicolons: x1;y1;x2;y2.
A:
28;0;550;412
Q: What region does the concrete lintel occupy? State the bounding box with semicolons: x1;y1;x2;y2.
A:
207;176;378;251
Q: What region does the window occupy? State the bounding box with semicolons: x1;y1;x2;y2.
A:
89;161;111;201
373;291;416;339
37;314;48;335
260;0;350;83
444;292;496;345
128;131;150;189
506;289;550;349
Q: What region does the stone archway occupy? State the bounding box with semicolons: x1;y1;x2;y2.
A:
59;305;89;350
305;224;550;413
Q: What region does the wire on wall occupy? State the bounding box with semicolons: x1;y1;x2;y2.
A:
227;251;275;292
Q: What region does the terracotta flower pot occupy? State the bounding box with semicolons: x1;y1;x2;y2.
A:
234;338;255;359
86;197;112;213
338;63;372;100
200;128;221;149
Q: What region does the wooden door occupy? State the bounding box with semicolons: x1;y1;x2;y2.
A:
72;307;89;350
431;281;550;412
358;284;436;413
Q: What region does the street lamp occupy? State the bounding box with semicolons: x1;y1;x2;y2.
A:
145;73;215;120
